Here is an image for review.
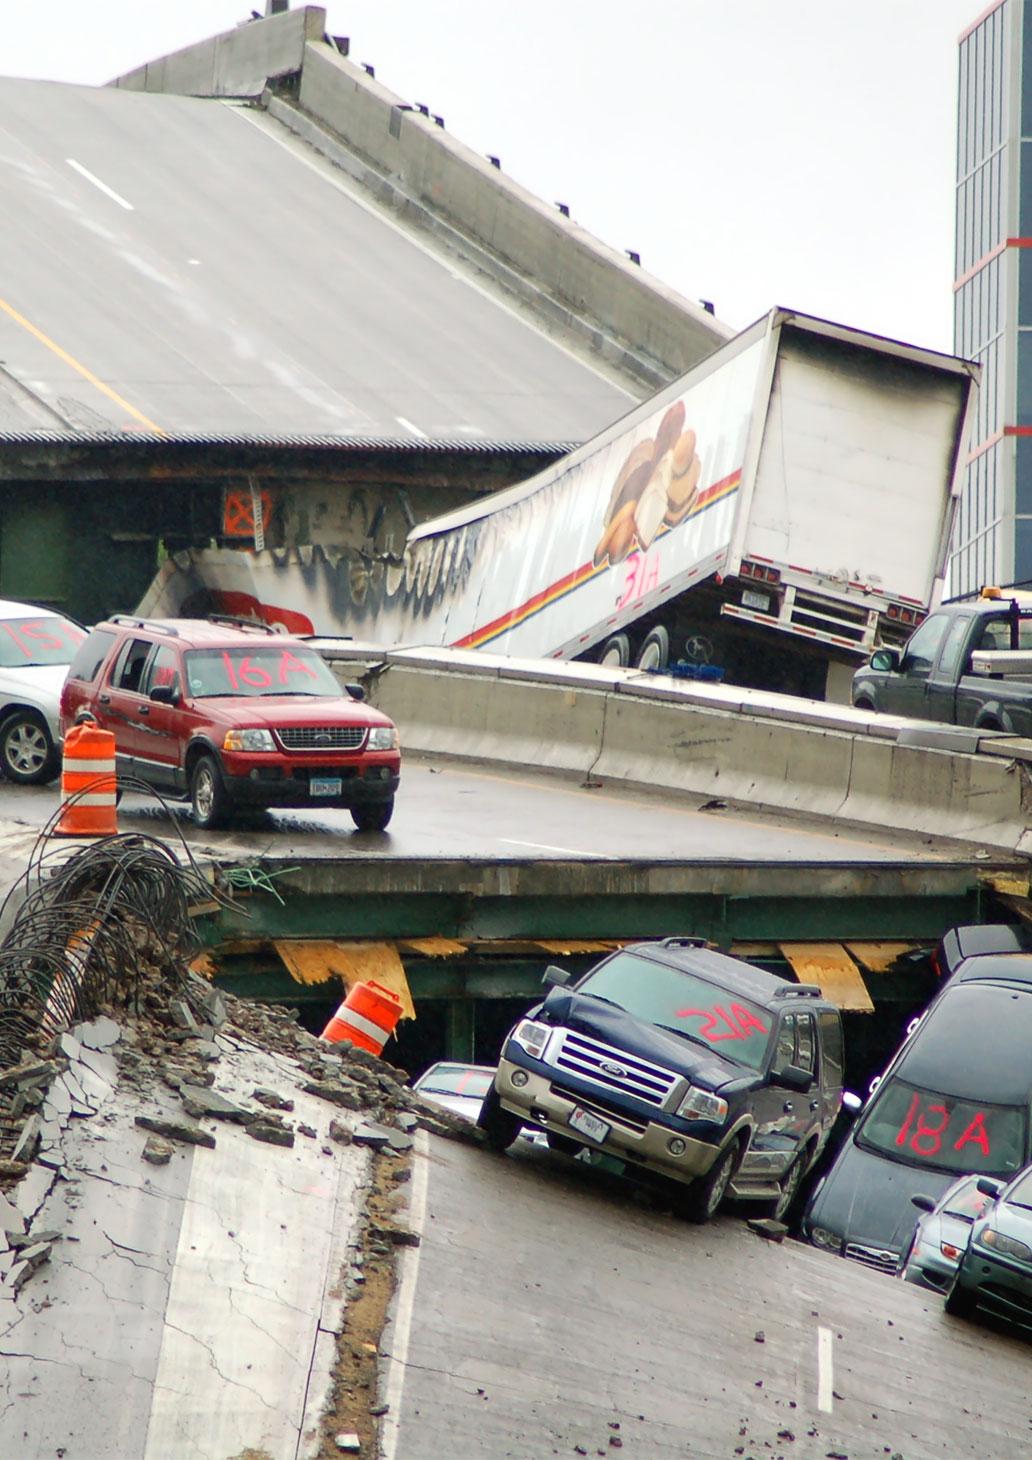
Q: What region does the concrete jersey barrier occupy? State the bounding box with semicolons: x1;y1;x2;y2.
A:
319;644;1032;856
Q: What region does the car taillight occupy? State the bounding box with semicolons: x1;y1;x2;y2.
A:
941;1242;961;1260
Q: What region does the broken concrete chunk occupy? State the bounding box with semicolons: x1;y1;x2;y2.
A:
301;1079;363;1110
352;1120;413;1151
142;1136;174;1165
179;1085;255;1124
57;1069;95;1115
179;1038;220;1062
0;1057;58;1090
334;1433;361;1453
748;1218;789;1242
253;1087;294;1111
74;1015;121;1050
11;1114;41;1164
169;998;199;1032
44;1081;72;1120
193;988;228;1028
394;1112;418;1133
135;1116;216;1148
58;1032;84;1063
9;1229;61;1249
0;1193;26;1240
328;1119;353;1146
298;1124;317;1138
369;1222;420;1248
248;1121;295;1148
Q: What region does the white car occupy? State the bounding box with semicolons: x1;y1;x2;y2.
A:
0;600;85;784
412;1062;496;1121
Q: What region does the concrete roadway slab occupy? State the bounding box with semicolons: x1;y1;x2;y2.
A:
0;754;1001;870
0;77;631;442
382;1131;1032;1460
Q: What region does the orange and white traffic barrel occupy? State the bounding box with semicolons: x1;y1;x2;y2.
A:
321;979;404;1053
55;723;118;838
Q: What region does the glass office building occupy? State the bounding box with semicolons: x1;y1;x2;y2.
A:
954;0;1032;594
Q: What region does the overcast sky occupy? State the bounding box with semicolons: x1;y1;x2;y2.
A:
3;1;984;354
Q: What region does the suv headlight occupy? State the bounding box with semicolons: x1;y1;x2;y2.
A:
808;1226;842;1252
367;726;399;750
223;728;276;752
976;1227;1032;1262
676;1086;728;1124
509;1019;552;1061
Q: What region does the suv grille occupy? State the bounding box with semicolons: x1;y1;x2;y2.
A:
554;1030;681;1109
844;1242;897;1274
276;726;366;751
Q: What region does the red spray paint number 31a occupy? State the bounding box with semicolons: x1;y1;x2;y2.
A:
617;550;661;611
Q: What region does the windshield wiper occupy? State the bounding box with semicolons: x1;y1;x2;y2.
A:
654;1022;714;1051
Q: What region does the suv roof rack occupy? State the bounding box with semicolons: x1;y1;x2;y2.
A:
108;614;180;637
205;614;278;634
772;984;824;1000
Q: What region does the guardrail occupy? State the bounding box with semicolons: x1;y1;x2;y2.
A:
316;642;1032;856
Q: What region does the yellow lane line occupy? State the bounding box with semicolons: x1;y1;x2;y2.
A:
0;295;165;435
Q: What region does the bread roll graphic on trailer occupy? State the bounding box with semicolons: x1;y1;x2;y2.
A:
139;310;978;703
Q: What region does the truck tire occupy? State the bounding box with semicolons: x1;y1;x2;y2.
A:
763;1148;810;1224
635;625;670;671
477;1085;521;1153
675;1136;744;1224
351;798;394;832
598;633;631;667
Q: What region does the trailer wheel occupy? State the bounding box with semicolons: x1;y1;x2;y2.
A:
635;625;669;671
598;633;631;667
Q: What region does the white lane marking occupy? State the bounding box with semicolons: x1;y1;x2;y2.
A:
380;1128;430;1460
396;414;429;439
66;158;134;210
817;1325;834;1413
228;104;635;396
499;837;607;859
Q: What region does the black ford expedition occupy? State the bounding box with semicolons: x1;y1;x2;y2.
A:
478;938;844;1223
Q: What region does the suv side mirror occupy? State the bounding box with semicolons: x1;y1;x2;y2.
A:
774;1064;814;1092
150;683;179;705
542;964;571;989
345;683;367;702
869;647;901;673
911;1193;937;1213
976;1177;1004;1199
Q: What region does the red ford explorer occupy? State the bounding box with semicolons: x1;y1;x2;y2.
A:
59;616;400;830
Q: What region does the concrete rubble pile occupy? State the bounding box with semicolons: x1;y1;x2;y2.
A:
0;933;477;1301
0;835;480;1457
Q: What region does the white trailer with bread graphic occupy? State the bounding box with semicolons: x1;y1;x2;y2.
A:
140;310;978;700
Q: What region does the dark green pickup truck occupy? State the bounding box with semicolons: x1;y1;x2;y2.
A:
851;592;1032;734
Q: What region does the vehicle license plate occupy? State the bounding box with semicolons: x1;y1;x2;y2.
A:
741;588;771;612
569;1107;610;1144
310;777;342;797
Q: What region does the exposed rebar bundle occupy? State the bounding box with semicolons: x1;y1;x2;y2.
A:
0;790;238;1069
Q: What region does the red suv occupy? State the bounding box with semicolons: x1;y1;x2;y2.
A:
59;616;401;831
